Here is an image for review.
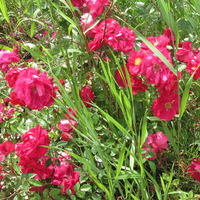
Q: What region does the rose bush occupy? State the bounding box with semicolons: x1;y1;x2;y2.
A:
0;0;199;199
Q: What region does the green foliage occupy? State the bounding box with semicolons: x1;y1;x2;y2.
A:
0;0;199;199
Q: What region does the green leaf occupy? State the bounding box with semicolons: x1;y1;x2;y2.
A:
0;0;10;23
29;179;43;187
45;158;52;168
179;74;194;118
148;160;156;175
49;188;61;198
92;193;102;200
92;113;100;125
162;122;179;154
80;184;92;192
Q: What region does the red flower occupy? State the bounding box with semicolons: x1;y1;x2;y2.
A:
80;86;94;107
9;91;26;106
0;141;15;156
141;35;170;50
127;50;146;76
61;132;73;141
152;92;179;121
81;13;95;37
88;18;121;51
107;27;135;54
14;67;56;110
0;165;4;179
5;68;21;88
115;66;147;94
163;27;175;46
64;108;77;120
86;0;110;18
176;41;194;63
0;103;5;123
71;0;85;8
18;156;53;179
142;132;168;160
115;66;128;87
188;158;200;182
58;119;78;133
59;79;65;85
186;52;200;80
16;125;50;160
155;72;181;94
0;49;20;71
88;32;105;51
52;161;80;195
130;76;147;94
141;48;172;85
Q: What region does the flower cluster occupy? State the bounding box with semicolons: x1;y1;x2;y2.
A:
115;28;180;121
142;132;168;160
51;153;80;195
176;41;200;80
0;47;57;111
73;0;135;53
15;125;79;195
6;67;56;110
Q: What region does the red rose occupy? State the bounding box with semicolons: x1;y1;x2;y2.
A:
0;141;15;156
142;132;168;160
0;49;20;71
52;161;80;195
152;92;179;121
80;86;94;107
14;67;56;110
16;125;50;159
58;119;78;133
188;158;200;182
6;68;22;88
